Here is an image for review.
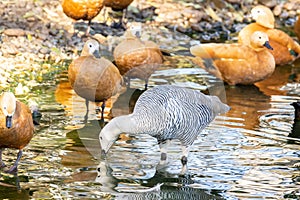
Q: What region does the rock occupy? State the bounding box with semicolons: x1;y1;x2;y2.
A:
284;2;296;11
1;43;19;55
39;47;50;54
280;10;290;19
273;5;282;16
3;28;26;37
258;0;277;8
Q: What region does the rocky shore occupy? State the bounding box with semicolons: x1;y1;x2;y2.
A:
0;0;300;93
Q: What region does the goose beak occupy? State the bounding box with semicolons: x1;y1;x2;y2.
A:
263;41;273;50
6;116;12;129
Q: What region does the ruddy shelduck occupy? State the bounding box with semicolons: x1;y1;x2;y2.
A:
113;23;164;89
238;5;300;65
0;92;34;174
190;31;275;85
68;39;123;119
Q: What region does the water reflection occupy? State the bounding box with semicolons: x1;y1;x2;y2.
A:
2;46;300;199
56;56;300;199
109;88;145;117
95;159;226;199
225;84;271;129
0;185;30;200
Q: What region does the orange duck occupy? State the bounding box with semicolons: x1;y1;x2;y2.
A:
68;39;123;120
238;5;300;65
190;31;275;85
62;0;105;35
113;23;163;88
0;92;34;174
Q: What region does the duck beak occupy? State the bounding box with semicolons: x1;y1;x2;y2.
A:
263;41;273;50
93;49;101;58
135;31;141;38
6;116;12;129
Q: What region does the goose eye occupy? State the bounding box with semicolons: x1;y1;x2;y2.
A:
100;136;103;140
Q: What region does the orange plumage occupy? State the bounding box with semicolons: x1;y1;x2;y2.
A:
191;31;275;85
0;92;34;173
238;5;300;65
68;39;123;119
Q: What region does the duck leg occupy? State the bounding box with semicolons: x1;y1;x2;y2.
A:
85;20;92;36
100;101;106;120
180;145;190;174
144;79;148;90
121;8;128;28
84;99;90;123
6;150;22;174
0;148;6;168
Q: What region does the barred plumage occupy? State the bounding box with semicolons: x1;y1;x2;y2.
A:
131;85;223;145
99;85;230;173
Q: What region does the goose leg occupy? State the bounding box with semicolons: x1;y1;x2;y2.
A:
0;148;5;168
158;140;170;166
180;145;190;174
6;150;22;174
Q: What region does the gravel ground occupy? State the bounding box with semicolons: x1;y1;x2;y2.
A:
0;0;300;93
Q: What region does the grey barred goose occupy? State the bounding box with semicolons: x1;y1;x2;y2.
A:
99;85;230;173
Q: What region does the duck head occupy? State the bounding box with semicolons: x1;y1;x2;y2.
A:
125;22;142;38
250;31;273;51
251;5;275;29
0;92;16;129
81;39;101;58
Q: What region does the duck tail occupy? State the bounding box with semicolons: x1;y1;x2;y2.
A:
291;41;300;57
28;101;42;125
191;57;223;79
32;110;42;125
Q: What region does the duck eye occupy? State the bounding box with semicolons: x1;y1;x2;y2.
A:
3;106;6;110
100;136;103;140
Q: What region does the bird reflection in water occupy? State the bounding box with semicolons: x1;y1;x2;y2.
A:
289;101;300;143
0;175;30;199
96;159;225;199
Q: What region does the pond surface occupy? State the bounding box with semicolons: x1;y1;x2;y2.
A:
0;29;300;199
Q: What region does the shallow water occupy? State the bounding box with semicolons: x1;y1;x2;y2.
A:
1;33;300;199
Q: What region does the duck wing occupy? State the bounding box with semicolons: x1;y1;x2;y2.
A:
190;43;256;60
